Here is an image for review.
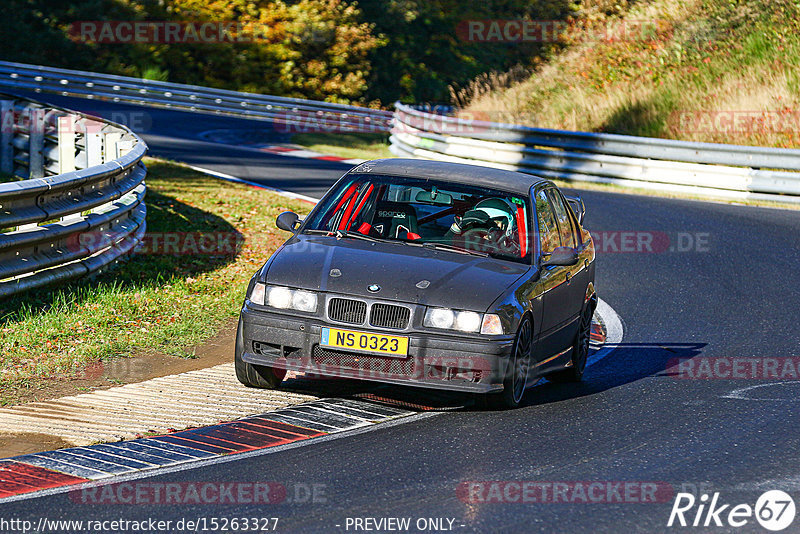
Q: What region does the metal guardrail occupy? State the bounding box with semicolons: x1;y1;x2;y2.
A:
5;61;798;205
0;61;393;133
0;93;147;297
391;103;800;204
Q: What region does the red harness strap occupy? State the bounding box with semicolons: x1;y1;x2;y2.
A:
515;205;528;257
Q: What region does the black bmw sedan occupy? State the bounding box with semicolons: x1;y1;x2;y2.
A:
235;159;596;408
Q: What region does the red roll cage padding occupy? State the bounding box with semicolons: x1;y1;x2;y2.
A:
347;184;375;230
357;222;372;235
515;205;528;257
337;188;360;231
325;183;358;230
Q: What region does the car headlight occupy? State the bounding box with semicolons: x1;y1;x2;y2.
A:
454;311;482;332
267;286;292;308
291;290;318;312
250;284;318;313
424;308;502;334
425;308;455;329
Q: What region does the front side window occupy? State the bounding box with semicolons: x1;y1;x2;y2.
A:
535;189;561;257
546;188;577;249
303;174;531;264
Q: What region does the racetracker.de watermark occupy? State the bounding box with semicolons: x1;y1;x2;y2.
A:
274;110;486;135
667;357;800;380
456;19;669;43
68;232;245;256
1;109;152;134
69;481;326;505
283;355;493;383
273;110;390;135
68;21;305;44
456;481;674;504
670;110;800;135
591;231;710;253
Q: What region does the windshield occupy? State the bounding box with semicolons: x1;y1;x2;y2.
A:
303;174;531;264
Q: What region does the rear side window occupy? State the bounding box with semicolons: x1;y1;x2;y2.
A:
546;189;577;249
535;190;560;256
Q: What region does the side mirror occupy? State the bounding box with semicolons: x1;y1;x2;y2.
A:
276;211;301;232
564;195;585;226
542;246;579;267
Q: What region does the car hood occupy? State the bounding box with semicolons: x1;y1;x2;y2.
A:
263;235;530;311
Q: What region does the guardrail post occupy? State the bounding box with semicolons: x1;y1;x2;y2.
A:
85;120;103;167
1;100;14;174
28;107;45;179
103;132;122;163
116;138;135;158
58;115;76;173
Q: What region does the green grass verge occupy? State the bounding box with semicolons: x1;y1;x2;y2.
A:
291;132;392;160
0;158;312;404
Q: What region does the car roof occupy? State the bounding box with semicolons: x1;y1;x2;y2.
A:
346;158;549;195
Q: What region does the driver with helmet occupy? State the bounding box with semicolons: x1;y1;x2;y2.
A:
448;198;520;255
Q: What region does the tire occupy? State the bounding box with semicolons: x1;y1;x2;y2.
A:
234;319;286;389
548;302;594;383
482;315;533;410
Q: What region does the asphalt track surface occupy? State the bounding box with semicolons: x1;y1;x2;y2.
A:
3;93;800;532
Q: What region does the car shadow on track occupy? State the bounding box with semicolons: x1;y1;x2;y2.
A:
275;343;707;412
519;342;707;408
282;343;706;411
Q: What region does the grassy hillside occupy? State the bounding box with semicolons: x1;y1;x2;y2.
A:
462;0;800;148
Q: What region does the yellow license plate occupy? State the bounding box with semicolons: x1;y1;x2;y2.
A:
321;328;409;357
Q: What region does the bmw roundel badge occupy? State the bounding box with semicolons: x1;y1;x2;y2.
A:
368;284;381;293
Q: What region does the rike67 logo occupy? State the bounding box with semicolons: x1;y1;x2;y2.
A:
668;490;796;531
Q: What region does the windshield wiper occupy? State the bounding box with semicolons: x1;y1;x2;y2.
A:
421;242;489;257
335;230;382;242
303;229;382;242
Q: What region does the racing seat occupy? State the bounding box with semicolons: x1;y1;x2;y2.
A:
372;201;419;239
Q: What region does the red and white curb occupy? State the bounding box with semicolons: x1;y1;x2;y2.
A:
0;398;414;502
196;129;366;166
255;144;365;165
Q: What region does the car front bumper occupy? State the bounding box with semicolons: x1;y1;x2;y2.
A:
237;304;515;394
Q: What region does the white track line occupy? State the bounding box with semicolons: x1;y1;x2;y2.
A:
182;163;320;204
722;382;800;401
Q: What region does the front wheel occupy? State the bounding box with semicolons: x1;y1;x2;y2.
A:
548;302;594;383
234;319;286;389
235;349;286;389
483;315;532;410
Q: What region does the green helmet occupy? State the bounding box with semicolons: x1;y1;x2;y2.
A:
473;198;517;237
